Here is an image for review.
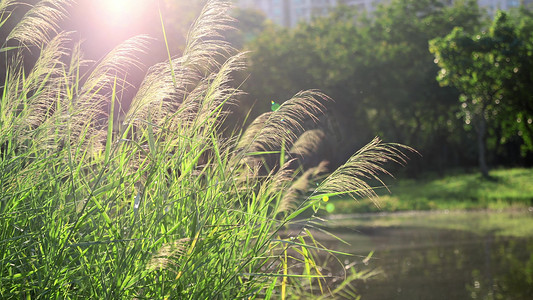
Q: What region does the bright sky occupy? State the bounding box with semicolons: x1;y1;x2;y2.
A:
94;0;151;30
73;0;163;59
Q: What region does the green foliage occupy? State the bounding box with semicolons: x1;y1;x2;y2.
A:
226;7;267;49
430;9;533;176
243;0;484;172
0;0;411;298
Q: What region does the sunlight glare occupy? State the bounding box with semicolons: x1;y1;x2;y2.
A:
95;0;151;30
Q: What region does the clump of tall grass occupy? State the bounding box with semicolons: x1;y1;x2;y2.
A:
0;0;413;298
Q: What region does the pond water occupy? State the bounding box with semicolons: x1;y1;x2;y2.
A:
313;210;533;299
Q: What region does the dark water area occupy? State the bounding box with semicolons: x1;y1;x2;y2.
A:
315;211;533;299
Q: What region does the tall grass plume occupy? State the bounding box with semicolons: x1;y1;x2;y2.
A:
0;0;414;298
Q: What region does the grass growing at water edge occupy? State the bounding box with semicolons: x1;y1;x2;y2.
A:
0;0;413;298
331;168;533;213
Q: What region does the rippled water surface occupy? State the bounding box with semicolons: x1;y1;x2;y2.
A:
316;210;533;299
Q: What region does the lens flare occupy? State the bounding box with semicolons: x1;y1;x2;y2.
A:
95;0;151;30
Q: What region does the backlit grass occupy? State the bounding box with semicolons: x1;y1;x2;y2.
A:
0;0;411;298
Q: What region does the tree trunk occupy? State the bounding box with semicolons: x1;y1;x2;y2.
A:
477;109;489;178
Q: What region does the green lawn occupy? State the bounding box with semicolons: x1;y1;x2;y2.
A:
329;168;533;214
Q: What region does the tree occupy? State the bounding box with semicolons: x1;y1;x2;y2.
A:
226;8;267;49
430;10;533;177
351;0;483;170
499;7;533;156
243;0;483;172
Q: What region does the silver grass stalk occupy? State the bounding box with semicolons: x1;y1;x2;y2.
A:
147;239;188;272
0;0;16;14
1;1;71;147
1;54;24;140
290;128;326;159
65;35;150;151
182;0;235;69
174;52;246;133
37;40;90;153
277;160;329;214
0;0;17;29
315;137;416;207
237;90;328;155
125;58;196;127
126;0;236;130
235;111;272;151
5;0;72;47
82;35;150;96
22;32;70;129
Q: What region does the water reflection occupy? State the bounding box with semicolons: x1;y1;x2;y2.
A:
317;212;533;299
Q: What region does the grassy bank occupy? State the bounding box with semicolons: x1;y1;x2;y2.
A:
330;168;533;214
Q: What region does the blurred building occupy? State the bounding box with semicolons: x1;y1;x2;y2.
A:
477;0;527;16
236;0;387;27
236;0;531;27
